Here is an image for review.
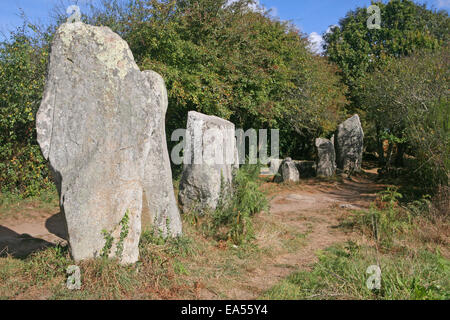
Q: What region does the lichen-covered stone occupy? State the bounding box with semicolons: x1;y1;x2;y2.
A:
36;22;181;263
315;138;336;177
274;158;300;183
334;115;364;172
178;111;237;214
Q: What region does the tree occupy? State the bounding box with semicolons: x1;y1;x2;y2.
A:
359;47;449;194
324;0;449;111
0;24;53;195
91;0;347;160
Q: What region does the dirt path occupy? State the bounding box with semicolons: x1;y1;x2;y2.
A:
0;207;66;258
1;170;384;299
219;172;385;299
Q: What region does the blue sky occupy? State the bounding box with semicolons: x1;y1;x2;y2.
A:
1;0;449;49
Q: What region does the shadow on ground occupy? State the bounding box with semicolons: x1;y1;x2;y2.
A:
0;225;55;259
0;212;68;259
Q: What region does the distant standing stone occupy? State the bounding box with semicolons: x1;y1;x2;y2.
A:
274;158;300;183
315;138;336;177
334;115;364;172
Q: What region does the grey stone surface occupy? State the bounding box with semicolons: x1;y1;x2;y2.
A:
178;111;237;214
273;158;300;183
141;71;182;238
36;22;181;263
315;138;336;177
334;115;364;172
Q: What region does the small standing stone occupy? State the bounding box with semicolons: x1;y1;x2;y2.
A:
334;114;364;172
274;158;300;183
315;138;336;177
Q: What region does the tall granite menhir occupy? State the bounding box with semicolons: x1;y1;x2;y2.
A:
36;22;181;263
334;115;364;173
178;111;238;214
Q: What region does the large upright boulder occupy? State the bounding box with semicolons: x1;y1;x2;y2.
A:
273;158;300;183
178;111;237;214
334;115;364;172
315;138;336;177
36;22;181;263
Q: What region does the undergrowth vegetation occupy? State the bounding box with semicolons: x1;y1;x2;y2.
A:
184;164;269;245
263;187;450;300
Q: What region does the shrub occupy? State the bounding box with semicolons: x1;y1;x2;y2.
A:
211;163;269;245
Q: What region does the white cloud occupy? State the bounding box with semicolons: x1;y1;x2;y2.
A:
308;32;324;54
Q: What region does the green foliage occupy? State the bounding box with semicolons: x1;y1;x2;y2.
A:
116;209;130;259
90;0;347;160
262;243;449;300
1;0;347;196
139;229;195;258
0;24;53;196
360;47;449;194
100;230;114;259
211;163;268;245
342;187;413;247
101;209;130;259
324;0;449;110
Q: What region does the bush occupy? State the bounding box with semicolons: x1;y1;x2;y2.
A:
360;47;449;199
1;0;347;196
212;163;268;245
0;24;53;196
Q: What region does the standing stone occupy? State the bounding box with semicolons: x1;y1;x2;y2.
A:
274;158;300;183
36;22;181;263
334;115;364;172
141;71;182;237
178;111;237;214
315;138;336;177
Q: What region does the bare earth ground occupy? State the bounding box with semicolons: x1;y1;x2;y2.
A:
0;169;385;299
201;170;385;299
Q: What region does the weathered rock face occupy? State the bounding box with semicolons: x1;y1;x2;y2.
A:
36;22;181;263
178;111;237;214
334;115;364;172
294;160;317;178
315;138;336;177
274;158;300;183
141;71;182;238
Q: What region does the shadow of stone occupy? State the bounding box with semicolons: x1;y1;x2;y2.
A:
45;212;68;241
0;225;55;259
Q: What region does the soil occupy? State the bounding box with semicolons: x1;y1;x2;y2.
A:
0;169;385;299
